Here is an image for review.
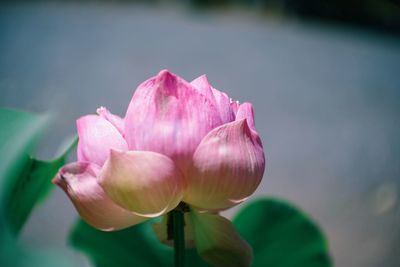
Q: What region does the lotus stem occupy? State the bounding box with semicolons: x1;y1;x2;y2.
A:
172;205;185;267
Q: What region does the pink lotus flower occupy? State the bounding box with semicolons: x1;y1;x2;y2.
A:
53;70;265;266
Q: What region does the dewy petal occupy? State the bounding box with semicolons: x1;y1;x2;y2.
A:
77;115;127;166
52;162;146;231
98;150;184;217
184;119;265;210
190;209;253;267
235;102;256;131
125;70;222;174
96;106;125;136
191;75;235;124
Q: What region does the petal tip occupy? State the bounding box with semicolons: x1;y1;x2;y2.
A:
191;74;211;91
154;70;180;96
107;149;129;166
235;118;252;136
54;162;147;231
157;69;176;83
194;74;209;83
236;102;256;131
53;162;94;193
96;106;106;115
109;148;122;157
52;173;65;188
158;69;172;76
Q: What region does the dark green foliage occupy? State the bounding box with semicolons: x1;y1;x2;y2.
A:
234;198;332;267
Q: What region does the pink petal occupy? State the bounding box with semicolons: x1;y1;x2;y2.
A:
184;119;265;210
211;87;235;124
235;102;256;131
77;115;127;166
230;100;240;116
191;74;235;124
124;70;222;174
190;209;253;267
98;150;185;217
52;162;146;231
96;106;125;135
190;75;216;105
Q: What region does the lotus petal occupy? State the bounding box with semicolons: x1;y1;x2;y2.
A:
184;119;265;210
52;162;146;231
98;150;185;217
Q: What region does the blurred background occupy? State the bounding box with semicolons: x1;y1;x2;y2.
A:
1;0;399;266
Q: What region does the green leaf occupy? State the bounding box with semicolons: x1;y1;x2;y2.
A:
233;198;332;267
5;140;77;235
0;108;77;235
0;217;75;267
70;219;170;267
0;108;77;267
70;218;210;267
0;108;49;204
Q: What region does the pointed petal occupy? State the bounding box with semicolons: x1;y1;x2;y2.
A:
96;106;125;135
52;162;146;231
125;70;222;174
211;87;235;123
77;115;127;166
191;75;235;124
190;209;253;267
190;75;216;104
152;213;195;248
235;102;256;131
230;100;240;116
184;119;265;210
98;150;184;217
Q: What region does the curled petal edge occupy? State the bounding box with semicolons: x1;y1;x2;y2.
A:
52;162;147;231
